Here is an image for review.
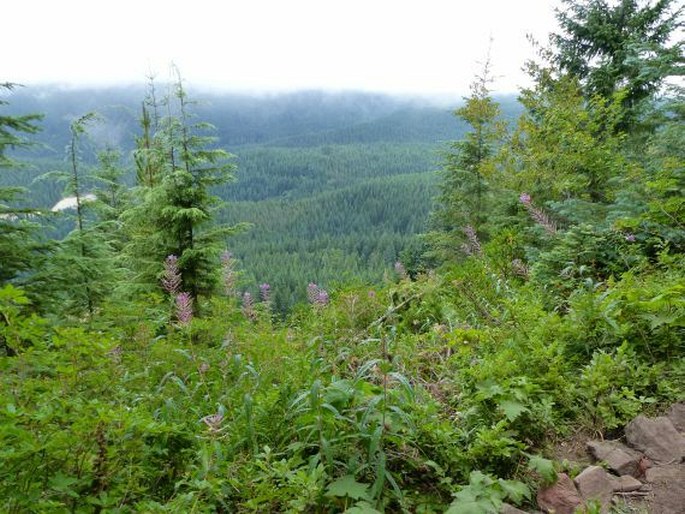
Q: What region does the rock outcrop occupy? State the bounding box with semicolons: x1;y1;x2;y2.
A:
532;403;685;514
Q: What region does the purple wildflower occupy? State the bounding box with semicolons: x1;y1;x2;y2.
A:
315;289;329;306
625;233;636;242
307;283;320;304
242;291;256;321
259;283;271;303
307;283;329;307
162;255;182;294
175;292;193;325
519;192;557;235
201;412;224;432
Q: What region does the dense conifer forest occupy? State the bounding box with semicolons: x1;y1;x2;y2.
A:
1;1;683;512
2;87;520;312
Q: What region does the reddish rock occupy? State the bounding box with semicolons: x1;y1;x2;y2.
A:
611;475;643;493
667;402;685;433
625;415;685;465
536;473;583;514
586;440;641;476
644;464;685;514
573;466;614;513
501;503;529;514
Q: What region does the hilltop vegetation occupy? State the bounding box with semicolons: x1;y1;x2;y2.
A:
1;0;683;512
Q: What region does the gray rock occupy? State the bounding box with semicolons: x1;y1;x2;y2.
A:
611;475;643;492
667;402;685;433
573;466;614;513
586;440;641;476
644;464;685;514
625;415;685;465
501;503;529;514
537;473;583;514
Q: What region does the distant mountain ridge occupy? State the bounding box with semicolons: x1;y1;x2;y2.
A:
4;86;520;155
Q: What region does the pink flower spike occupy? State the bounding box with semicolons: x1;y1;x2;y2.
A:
175;292;193;325
162;255;182;295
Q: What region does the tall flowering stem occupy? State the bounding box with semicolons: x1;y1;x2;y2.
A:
242;291;256;321
175;292;193;325
220;251;237;296
162;254;182;294
307;282;329;307
519;193;557;235
259;283;271;303
461;225;483;257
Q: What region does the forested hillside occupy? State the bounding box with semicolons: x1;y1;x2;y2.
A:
2;87;522;311
1;0;683;512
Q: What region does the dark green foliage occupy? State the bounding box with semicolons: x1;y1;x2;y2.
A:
530;224;645;307
122;75;241;305
224;173;437;313
31;113;120;317
0;84;45;285
500;75;627;204
0;83;42;165
427;58;506;262
552;0;683;127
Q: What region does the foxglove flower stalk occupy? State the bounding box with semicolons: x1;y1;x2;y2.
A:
175;292;193;325
162;255;182;294
242;291;256;321
307;283;319;304
307;283;329;307
259;283;271;303
220;250;236;296
315;289;329;306
519;192;557;235
461;225;483;256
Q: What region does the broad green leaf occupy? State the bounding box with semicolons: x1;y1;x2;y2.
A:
49;472;79;497
499;400;528;421
445;499;499;514
527;454;557;484
344;501;383;514
497;479;530;503
325;475;371;501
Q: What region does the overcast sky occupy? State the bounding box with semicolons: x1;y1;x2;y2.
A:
5;0;561;96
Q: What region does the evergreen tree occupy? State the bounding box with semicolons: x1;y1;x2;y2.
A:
427;57;504;262
499;74;627;207
551;0;683;129
35;114;118;317
0;83;44;284
122;71;241;310
90;147;130;253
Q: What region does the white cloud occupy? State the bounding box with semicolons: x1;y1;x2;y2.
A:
6;0;560;94
51;194;97;212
